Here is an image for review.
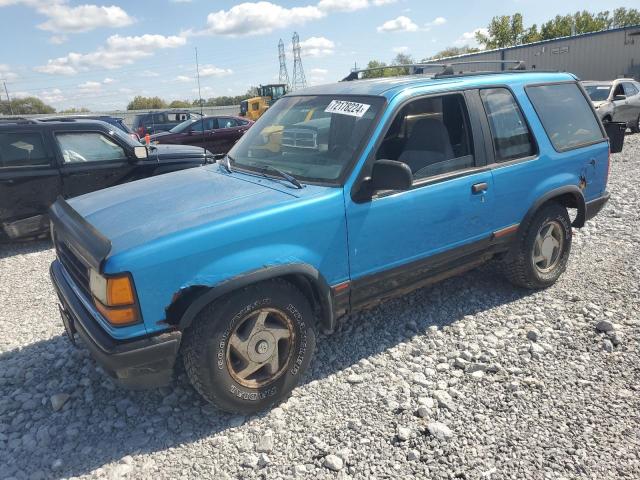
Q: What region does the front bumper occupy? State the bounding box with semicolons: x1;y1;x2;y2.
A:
585;192;610;223
50;260;181;389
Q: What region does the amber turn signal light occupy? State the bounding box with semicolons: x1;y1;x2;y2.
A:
94;301;138;326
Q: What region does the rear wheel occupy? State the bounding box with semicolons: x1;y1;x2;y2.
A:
502;202;572;289
182;280;316;413
631;114;640;133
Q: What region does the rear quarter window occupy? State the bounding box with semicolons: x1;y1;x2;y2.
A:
526;83;604;152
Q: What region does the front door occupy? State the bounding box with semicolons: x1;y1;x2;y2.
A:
0;129;61;238
345;92;496;308
55;130;135;198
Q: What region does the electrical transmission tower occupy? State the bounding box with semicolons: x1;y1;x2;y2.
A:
291;32;307;91
278;39;290;91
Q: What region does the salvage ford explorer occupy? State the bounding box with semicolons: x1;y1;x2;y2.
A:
49;65;619;413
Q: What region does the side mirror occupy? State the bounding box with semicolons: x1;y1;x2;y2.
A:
354;159;413;202
370;159;413;192
133;145;148;159
613;94;626;101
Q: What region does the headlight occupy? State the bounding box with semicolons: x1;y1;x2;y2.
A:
89;269;138;326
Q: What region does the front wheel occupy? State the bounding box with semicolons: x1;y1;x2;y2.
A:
182;280;316;414
502;202;572;289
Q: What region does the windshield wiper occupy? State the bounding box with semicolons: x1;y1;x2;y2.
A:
262;165;304;189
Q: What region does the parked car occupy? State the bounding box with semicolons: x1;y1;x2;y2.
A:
50;69;621;414
39;115;140;141
150;116;253;154
131;110;201;137
0;119;213;240
582;79;640;132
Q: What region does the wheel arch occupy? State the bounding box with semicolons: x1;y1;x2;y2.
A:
520;185;586;233
168;264;336;333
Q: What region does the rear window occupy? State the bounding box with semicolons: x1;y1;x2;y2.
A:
527;83;604;151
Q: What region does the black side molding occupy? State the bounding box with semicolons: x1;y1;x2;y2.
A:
49;196;111;271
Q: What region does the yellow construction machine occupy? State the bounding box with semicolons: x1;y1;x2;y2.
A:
239;84;287;121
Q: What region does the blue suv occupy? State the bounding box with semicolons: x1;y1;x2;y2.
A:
49;67;618;413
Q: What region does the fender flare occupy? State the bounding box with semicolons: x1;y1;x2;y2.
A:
520;185;587;234
176;263;336;332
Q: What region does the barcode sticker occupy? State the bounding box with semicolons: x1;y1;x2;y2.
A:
325;100;371;118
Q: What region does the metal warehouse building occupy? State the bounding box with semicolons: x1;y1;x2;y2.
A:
426;24;640;81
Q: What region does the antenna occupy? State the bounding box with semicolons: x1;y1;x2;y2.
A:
291;32;307;91
2;80;13;115
278;39;290;91
195;47;207;158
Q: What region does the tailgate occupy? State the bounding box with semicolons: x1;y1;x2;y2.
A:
49;196;111;271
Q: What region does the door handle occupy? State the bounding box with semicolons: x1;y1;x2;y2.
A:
472;182;488;194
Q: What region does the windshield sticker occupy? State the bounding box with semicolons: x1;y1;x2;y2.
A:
325;100;371;118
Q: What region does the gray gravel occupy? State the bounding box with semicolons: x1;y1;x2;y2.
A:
1;135;639;479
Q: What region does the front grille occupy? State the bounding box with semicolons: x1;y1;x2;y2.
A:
55;239;91;298
281;129;318;149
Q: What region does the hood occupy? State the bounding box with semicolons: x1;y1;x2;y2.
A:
150;131;173;140
149;143;208;161
68;165;308;254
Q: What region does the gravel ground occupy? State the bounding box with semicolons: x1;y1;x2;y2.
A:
1;135;639;480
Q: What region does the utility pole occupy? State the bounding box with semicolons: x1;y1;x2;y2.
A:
2;79;13;115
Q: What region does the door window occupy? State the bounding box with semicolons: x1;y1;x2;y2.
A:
56;132;126;163
526;83;604;151
191;118;217;132
218;118;238;129
612;84;625;99
480;88;535;162
376;93;475;181
623;82;638;97
0;132;49;168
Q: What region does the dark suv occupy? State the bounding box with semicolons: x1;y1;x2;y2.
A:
40;115;140;141
131;110;201;137
0;119;213;240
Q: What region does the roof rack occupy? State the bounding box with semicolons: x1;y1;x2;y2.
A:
342;60;527;82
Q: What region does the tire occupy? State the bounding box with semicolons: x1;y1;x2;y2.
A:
502;202;572;290
631;114;640;134
182;280;316;414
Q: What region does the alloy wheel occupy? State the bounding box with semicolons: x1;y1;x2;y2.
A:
532;220;564;273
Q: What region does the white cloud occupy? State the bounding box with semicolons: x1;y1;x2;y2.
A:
318;0;368;12
377;15;418;33
78;80;102;93
200;65;233;77
454;27;488;48
37;4;134;33
372;0;397;4
103;77;115;84
35;34;187;75
13;87;66;104
427;16;446;27
139;70;160;78
299;36;335;57
200;2;324;36
48;34;67;44
392;46;409;54
176;75;192;82
0;0;134;34
311;68;328;75
0;64;18;80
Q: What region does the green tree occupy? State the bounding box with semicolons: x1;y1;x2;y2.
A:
476;13;526;49
540;11;611;40
126;96;167;110
168;100;191;108
612;7;640;27
0;96;56;115
426;45;481;60
361;60;388;79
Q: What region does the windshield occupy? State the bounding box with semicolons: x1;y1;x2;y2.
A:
170;118;196;133
228;95;384;184
584;85;611;102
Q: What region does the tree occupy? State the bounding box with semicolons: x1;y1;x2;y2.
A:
475;13;526;49
126;96;167;110
0;96;55;115
612;7;640;27
168;100;191;108
426;45;481;60
59;107;90;114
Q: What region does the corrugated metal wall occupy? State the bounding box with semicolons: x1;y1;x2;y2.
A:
425;25;640;81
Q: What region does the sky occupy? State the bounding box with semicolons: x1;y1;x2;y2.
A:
0;0;635;111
